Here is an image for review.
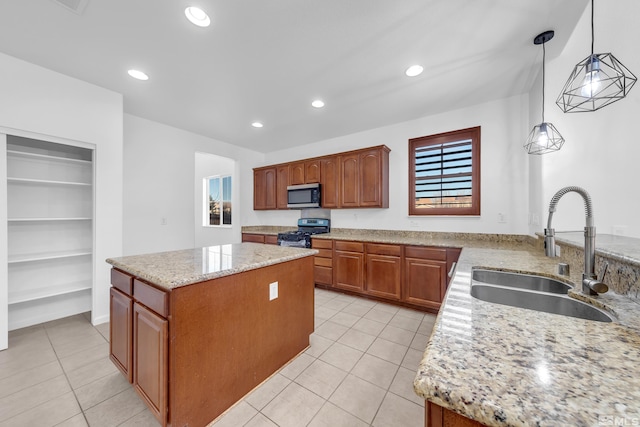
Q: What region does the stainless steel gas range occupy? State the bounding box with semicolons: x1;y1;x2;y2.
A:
277;218;330;248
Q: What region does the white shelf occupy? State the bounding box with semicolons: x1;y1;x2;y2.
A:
8;281;92;305
7;177;91;186
7;149;91;164
8;217;92;222
8;249;92;264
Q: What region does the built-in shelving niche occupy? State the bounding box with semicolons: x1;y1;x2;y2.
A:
6;136;93;330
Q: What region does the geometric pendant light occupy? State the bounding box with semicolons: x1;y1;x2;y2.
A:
556;0;636;113
525;31;565;155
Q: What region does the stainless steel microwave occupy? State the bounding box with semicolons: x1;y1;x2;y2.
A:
287;183;321;208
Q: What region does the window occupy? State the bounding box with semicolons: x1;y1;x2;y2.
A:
409;126;480;216
205;175;232;226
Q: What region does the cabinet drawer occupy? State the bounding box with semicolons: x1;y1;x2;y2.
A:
312;239;333;249
335;241;364;252
315;248;333;258
242;233;266;243
405;246;447;261
134;279;168;318
265;235;278;245
366;243;401;257
314;266;333;285
315;257;332;267
111;268;133;296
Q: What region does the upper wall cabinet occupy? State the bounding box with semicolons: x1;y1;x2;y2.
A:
253;145;390;210
253;167;277;210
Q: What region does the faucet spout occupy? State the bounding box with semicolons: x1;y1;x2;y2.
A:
544;186;606;296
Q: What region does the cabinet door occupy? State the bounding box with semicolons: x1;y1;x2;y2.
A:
110;287;133;383
360;149;384;207
404;257;447;310
133;303;168;425
253;168;277;210
365;254;401;300
334;250;364;292
305;160;321;183
290;162;306;185
276;165;290;209
320;157;340;208
340;153;360;208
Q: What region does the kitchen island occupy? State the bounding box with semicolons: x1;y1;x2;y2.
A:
106;243;317;427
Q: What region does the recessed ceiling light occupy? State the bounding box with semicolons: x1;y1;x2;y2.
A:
127;69;149;81
405;65;424;77
185;6;210;27
311;100;325;108
252;122;264;128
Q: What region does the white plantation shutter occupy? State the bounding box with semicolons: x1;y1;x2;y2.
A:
409;127;480;215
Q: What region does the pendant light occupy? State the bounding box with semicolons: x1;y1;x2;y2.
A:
525;31;565;155
556;0;636;113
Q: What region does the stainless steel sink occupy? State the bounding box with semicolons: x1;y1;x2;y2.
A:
472;269;572;294
470;269;613;322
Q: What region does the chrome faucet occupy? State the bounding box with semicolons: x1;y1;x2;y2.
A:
544;186;608;296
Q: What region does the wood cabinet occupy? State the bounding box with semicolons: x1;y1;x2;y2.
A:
312;239;333;286
305;160;321;183
313;238;461;312
253;167;277;210
404;246;447;311
333;241;364;292
242;233;278;245
110;287;133;382
426;401;486;427
110;270;169;426
109;254;314;427
290;161;305;185
365;243;401;300
242;233;266;243
133;302;168;424
253;145;389;211
276;164;290;209
359;147;389;208
340;153;360;208
320;156;340;209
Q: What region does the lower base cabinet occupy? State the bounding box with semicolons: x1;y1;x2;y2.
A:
365;243;401;300
133;303;168;423
109;288;132;382
333;241;364;292
426;401;486;427
404;247;448;311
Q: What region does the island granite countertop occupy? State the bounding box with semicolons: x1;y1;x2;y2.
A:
106;242;317;290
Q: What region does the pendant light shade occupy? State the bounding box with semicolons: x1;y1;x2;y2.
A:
525;30;565;155
524;122;565;155
556;0;636;113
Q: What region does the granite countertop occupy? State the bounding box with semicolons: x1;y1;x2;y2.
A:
106;243;317;290
413;239;640;427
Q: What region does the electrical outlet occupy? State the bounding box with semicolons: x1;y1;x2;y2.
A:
498;213;507;223
269;282;278;301
612;225;627;236
410;220;420;228
161;217;167;226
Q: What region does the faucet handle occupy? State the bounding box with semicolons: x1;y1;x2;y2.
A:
599;262;609;282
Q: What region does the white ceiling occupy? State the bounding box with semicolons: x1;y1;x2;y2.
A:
0;0;588;153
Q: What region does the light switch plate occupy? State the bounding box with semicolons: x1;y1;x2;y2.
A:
269;282;278;301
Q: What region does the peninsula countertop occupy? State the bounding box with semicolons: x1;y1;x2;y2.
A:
413;239;640;427
106;243;317;290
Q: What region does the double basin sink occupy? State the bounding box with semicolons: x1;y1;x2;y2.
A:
470;269;613;322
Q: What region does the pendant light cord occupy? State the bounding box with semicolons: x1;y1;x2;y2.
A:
542;41;546;123
591;0;595;57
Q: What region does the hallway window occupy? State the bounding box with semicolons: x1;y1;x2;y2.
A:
205;175;232;226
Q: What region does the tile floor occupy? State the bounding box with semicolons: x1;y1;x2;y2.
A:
0;288;435;427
